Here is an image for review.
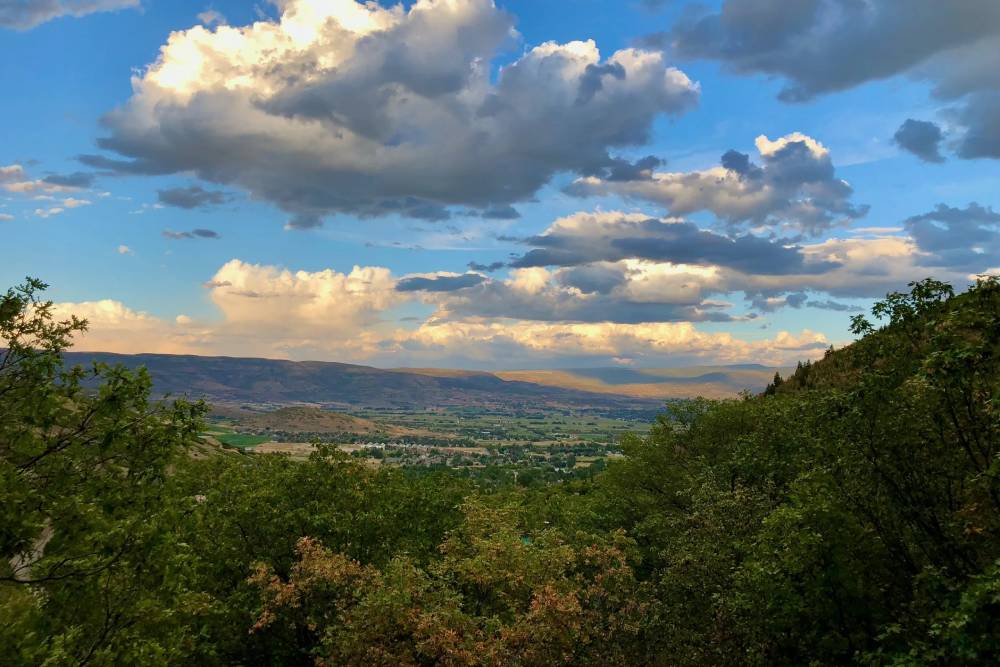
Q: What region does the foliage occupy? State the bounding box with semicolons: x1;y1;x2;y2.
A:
1;277;999;664
0;278;206;664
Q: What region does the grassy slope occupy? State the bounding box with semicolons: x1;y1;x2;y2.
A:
218;406;446;438
494;366;792;400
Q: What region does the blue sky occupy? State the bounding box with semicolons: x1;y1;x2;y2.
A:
2;0;998;368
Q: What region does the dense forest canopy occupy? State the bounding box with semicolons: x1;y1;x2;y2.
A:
2;276;999;665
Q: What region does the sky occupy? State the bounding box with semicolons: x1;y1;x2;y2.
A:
1;0;999;369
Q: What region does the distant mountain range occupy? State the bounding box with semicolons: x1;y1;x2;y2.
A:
63;352;785;414
493;365;791;400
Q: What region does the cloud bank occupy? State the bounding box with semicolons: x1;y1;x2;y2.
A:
54;258;830;367
54;201;994;367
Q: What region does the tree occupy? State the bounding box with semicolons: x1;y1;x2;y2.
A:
0;278;205;664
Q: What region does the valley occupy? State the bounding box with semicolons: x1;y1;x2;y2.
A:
202;404;648;481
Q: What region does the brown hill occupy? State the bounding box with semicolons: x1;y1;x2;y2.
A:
496;365;791;400
62;352;662;417
218;406;438;438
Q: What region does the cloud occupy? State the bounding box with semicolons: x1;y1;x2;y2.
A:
62;197;91;208
510;211;838;273
87;0;698;227
157;185;232;209
396;273;486;292
501;209;991;308
893;119;945;163
34;207;65;218
479;205;521;220
955;92;1000;159
803;299;860;312
51;299;205;354
664;0;1000;101
658;0;1000;160
1;163;82;195
52;291;835;367
567;133;867;235
0;164;24;181
467;261;505;273
598;154;663;181
50;259;833;367
750;292;859;313
558;264;628;294
0;0;139;30
0;213;14;222
197;8;225;26
117;244;133;255
738;235;975;300
395;319;831;368
162;228;221;239
42;171;98;188
198;259;406;357
53;231;993;366
417;265;739;324
904;203;1000;270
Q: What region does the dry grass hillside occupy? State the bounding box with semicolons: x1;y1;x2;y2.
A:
216;406;444;438
495;365;791;400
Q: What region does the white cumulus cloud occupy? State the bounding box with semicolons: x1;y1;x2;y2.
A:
86;0;699;227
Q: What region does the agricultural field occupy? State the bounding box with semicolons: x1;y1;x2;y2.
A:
202;405;650;478
202;424;271;449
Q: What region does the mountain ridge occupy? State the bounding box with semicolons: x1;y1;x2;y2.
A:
62;351;786;408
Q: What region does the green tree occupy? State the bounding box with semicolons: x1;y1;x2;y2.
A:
0;278;205;664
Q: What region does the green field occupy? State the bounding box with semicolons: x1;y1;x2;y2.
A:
204;424;271;449
215;433;270;448
352;407;648;446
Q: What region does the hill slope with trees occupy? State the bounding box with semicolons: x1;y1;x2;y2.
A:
2;276;999;665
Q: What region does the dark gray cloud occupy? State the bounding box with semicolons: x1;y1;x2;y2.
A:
720;149;759;177
750;291;859;313
567;133;868;235
479;205;521;220
511;214;839;275
88;0;698;228
664;0;1000;101
785;292;808;309
598;155;663;182
396;273;486;293
467;261;506;273
904;203;1000;269
78;153;171;173
956;93;1000;160
656;0;1000;160
0;0;138;30
893;119;945;163
163;228;221;240
42;171;97;188
576;62;626;105
558;264;628;294
157;185;232;210
804;299;861;312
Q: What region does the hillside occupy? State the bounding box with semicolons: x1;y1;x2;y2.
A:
9;270;1000;664
494;365;789;400
215;406;440;438
62;352;664;415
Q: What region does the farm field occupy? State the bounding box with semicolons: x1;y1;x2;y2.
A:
203;405;648;477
